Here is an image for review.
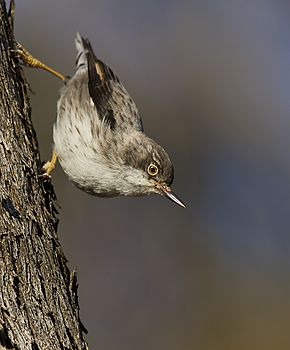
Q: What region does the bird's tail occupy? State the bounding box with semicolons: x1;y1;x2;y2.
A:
74;32;95;73
74;33;118;84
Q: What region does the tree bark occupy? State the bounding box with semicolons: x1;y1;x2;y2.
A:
0;1;88;349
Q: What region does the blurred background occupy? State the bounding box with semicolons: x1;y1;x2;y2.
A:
14;0;290;349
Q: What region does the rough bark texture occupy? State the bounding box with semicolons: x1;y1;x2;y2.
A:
0;1;88;349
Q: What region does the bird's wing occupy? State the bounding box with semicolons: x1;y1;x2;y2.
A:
77;35;144;132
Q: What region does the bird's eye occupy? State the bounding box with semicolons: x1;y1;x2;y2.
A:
147;163;159;176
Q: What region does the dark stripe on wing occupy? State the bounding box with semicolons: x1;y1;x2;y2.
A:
81;37;118;130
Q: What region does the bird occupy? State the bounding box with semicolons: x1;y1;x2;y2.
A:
16;34;185;208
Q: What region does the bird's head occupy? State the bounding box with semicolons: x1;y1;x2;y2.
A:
120;134;185;208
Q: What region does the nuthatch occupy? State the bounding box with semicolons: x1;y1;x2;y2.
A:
17;34;185;208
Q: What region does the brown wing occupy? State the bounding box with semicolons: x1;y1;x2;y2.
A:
81;37;119;130
81;36;144;132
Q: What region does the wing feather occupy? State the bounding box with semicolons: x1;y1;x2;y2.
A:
77;35;143;132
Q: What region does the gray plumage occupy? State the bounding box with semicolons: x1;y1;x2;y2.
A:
53;33;184;207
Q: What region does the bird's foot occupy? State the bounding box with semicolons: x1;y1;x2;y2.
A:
39;161;56;180
14;43;41;68
14;43;66;82
39;151;58;180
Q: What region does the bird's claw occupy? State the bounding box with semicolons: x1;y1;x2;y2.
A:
13;43;40;68
38;172;52;181
12;43;66;81
39;160;55;180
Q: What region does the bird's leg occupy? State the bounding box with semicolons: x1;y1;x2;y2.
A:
41;150;58;178
15;44;62;178
15;43;66;82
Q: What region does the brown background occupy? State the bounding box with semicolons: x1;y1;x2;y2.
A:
15;1;290;349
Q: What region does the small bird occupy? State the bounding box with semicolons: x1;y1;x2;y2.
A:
17;34;185;208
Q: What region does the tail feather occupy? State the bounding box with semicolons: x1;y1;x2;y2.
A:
74;32;93;73
74;33;119;83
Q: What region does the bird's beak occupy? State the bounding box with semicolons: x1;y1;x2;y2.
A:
156;184;186;208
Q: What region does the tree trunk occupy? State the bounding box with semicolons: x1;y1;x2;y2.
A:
0;1;88;349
